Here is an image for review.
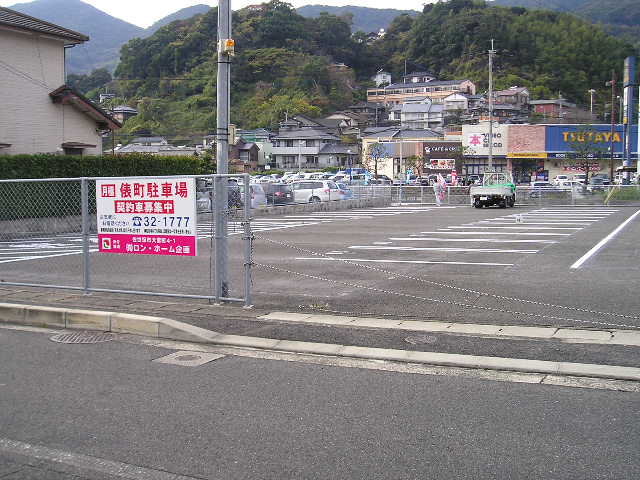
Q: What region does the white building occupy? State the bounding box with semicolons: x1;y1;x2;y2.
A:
0;7;120;156
373;70;392;87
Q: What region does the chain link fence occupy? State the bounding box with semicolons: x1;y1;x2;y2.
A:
0;175;253;306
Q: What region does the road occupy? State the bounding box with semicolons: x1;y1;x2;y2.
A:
1;204;639;329
1;326;639;480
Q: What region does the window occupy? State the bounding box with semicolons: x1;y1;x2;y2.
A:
306;156;318;165
63;147;84;155
285;140;294;147
305;140;315;147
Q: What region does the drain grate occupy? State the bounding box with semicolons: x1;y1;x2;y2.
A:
153;351;225;367
405;335;437;345
50;331;116;344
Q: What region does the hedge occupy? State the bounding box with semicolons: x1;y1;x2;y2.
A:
0;153;211;179
0;153;212;222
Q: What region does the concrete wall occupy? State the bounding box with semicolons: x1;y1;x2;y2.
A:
0;29;100;155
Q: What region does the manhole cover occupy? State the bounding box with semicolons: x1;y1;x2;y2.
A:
405;335;437;345
153;351;225;367
50;331;115;344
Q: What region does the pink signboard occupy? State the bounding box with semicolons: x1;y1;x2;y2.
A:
96;178;198;256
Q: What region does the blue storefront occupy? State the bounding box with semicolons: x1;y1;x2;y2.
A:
544;124;638;178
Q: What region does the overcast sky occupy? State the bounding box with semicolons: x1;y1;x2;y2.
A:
1;0;432;28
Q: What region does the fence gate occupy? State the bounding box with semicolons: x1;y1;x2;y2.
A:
0;174;253;307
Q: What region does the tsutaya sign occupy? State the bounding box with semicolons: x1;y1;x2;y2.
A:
546;124;638;155
96;177;198;256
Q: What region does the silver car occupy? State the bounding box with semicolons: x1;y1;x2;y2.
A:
290;180;341;203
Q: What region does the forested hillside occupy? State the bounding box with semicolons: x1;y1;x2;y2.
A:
102;0;635;138
490;0;640;48
296;5;418;33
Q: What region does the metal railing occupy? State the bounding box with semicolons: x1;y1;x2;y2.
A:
0;174;253;306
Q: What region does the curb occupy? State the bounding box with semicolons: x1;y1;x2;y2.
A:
258;312;640;346
2;302;640;382
0;302;218;343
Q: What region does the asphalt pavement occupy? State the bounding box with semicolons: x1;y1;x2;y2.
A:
1;327;639;480
1;203;639;329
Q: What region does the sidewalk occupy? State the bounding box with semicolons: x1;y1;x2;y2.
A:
2;285;640;381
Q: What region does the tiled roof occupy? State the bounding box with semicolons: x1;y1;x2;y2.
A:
0;7;88;44
49;85;121;130
275;129;339;140
385;80;471;89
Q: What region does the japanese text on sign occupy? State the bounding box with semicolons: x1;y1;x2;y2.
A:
96;178;198;257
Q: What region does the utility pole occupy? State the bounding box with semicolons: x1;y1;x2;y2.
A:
215;0;233;300
588;89;596;118
487;39;496;171
606;71;616;182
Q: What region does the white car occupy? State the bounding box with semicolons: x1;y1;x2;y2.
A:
290;180;341;203
552;175;569;185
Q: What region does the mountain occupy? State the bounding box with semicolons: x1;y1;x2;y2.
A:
7;0;213;74
107;0;635;138
144;4;211;37
489;0;640;48
296;5;418;33
9;0;143;73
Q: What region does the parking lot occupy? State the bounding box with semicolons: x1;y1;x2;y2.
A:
1;204;638;330
250;205;640;329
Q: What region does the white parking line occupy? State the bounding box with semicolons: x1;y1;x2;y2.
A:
474;222;592;226
349;246;538;254
295;257;514;266
419;231;571;236
450;226;582;231
570;209;640;269
390;237;557;244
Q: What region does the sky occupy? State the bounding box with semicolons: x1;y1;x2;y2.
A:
1;0;430;28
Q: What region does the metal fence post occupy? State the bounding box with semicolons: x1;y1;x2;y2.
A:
213;176;223;303
447;186;451;205
80;178;91;295
242;174;253;308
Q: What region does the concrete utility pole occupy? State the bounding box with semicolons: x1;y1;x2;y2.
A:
215;0;233;300
487;39;496;171
588;89;596;118
606;71;616;182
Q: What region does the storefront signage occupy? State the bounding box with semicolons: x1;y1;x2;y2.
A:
507;152;547;159
96;177;198;256
546;125;637;155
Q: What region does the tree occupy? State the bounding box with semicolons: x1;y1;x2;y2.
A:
405;154;427;178
364;142;387;177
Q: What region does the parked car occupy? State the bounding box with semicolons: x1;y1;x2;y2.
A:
262;183;293;204
552;174;570;185
238;183;267;209
587;177;606;192
196;179;242;212
336;182;353;199
574;173;587;184
591;174;610;185
290;180;341;203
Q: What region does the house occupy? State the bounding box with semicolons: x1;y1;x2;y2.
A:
373;70;392;87
230;141;260;173
367;73;476;106
399;99;444;131
530;99;577;118
361;127;443;178
111;105;138;124
494;87;530;111
0;7;121;155
271;122;341;170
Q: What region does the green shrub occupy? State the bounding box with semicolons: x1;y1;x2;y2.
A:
0;153;209;179
0;153;211;221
